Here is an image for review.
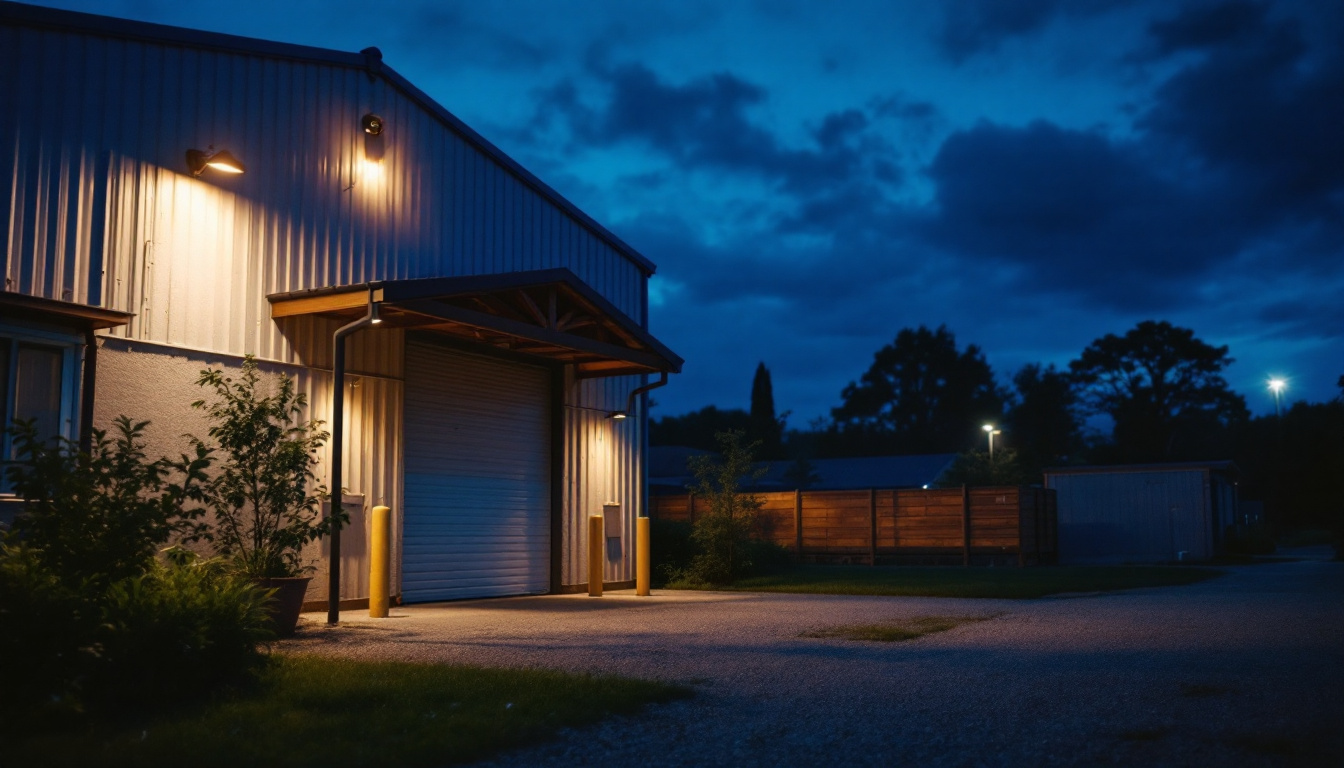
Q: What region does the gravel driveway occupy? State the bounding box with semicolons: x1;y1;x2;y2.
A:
283;550;1343;767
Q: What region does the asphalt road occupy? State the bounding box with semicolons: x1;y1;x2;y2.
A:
284;549;1344;767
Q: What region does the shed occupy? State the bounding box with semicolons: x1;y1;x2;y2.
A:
1;2;681;606
1043;461;1239;564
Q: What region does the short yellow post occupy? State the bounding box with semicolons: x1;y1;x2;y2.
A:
588;514;604;597
636;517;651;596
369;505;391;618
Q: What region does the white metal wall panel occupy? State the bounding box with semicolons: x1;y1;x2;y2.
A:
561;373;644;587
402;340;550;602
1;15;650;371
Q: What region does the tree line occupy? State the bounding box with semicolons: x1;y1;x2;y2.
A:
651;320;1344;532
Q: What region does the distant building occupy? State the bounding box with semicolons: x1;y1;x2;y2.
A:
650;446;956;493
1044;461;1239;564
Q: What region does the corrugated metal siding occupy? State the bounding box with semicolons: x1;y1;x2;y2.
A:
4;15;655;598
2;20;648;362
401;340;550;601
562;373;644;587
1047;469;1213;564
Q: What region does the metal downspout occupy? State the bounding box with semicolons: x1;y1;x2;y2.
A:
328;287;381;625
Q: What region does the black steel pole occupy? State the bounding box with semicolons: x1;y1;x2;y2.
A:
328;290;379;625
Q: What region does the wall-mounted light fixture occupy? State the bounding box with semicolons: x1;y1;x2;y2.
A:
362;114;385;135
186;147;246;177
608;372;669;420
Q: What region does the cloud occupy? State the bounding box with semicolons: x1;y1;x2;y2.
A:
1139;2;1344;237
937;0;1123;63
529;62;909;199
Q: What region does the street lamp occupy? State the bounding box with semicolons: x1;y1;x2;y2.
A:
982;423;1001;458
1268;378;1286;418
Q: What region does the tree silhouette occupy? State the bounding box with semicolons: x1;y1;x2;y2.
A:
1070;320;1247;461
1006;363;1083;474
830;325;1005;455
748;362;784;459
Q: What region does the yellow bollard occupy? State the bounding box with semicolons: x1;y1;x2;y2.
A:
636;517;650;596
588;514;604;597
369;505;391;618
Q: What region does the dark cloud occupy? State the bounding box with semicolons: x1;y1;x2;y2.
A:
533;62;906;197
1140;2;1344;237
1147;0;1266;53
938;0;1123;63
919;0;1342;312
922;120;1235;309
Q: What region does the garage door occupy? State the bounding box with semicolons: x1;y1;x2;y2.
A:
402;341;551;602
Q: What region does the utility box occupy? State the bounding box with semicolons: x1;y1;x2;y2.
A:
602;502;622;539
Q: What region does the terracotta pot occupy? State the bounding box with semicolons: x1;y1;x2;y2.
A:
254;576;312;637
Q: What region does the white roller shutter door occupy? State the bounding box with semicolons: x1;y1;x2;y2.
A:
402;341;550;602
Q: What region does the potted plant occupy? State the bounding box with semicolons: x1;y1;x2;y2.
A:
190;355;334;635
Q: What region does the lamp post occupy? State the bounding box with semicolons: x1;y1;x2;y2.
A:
982;423;1001;458
1268;378;1286;418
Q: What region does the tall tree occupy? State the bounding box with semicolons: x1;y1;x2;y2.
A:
830;325;1005;455
748;362;784;459
650;406;751;451
1069;320;1248;461
1006;363;1083;474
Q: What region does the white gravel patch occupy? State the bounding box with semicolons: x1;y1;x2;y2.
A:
282;549;1344;767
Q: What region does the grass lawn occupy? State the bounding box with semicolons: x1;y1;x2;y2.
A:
697;564;1224;599
800;614;998;642
11;654;690;768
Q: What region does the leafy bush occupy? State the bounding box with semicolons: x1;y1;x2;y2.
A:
650;518;694;586
678;430;769;586
2;410;272;726
191;356;332;578
92;554;272;710
0;541;95;722
6;416;212;587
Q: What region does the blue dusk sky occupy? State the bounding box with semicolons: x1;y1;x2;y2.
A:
27;0;1344;425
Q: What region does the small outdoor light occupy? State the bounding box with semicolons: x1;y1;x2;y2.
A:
982;423;1001;458
369;302;383;324
1268;377;1287;417
608;411;628;420
186;147;246;177
362;113;385;135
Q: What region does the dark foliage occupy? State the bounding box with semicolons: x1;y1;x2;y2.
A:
1006;363;1084;476
1;414;270;727
936;449;1033;487
749;362;786;459
6;417;212;588
1070;320;1248;461
680;430;769;585
829;325;1005;456
650;405;750;450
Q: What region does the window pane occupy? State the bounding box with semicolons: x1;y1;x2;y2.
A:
15;345;64;444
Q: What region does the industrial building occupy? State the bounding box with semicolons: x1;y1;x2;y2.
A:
0;2;681;606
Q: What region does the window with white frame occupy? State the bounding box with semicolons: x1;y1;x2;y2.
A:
0;324;83;492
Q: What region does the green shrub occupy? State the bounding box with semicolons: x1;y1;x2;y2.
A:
191;356;332;578
6;416;212;588
0;542;97;722
92;555;273;710
680;430;768;586
650;518;694;586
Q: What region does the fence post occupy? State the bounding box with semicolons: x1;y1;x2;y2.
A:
794;489;803;560
688;492;695;525
962;485;971;567
1017;487;1027;568
869;488;878;566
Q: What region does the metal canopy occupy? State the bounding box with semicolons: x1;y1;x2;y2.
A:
0;291;134;331
267;268;683;378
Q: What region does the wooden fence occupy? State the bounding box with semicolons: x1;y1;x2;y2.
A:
651;486;1057;566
